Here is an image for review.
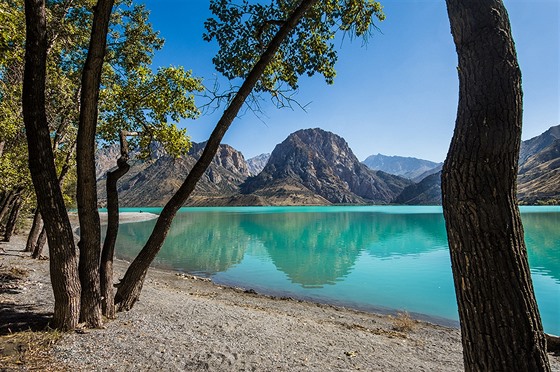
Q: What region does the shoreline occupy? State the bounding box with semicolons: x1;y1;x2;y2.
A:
2;216;559;371
113;210;462;330
1;240;466;371
179;272;462;330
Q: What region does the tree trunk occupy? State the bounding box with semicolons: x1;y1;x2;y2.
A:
75;0;115;327
3;194;23;242
114;0;320;311
442;1;550;370
0;188;17;224
27;139;76;256
25;209;43;252
22;0;81;330
100;131;132;319
32;226;48;259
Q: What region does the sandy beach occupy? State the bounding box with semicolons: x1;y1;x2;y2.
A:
1;213;559;371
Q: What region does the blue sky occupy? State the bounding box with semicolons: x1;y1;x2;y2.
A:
142;0;559;162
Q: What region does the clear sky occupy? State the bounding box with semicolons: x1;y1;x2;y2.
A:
142;0;559;163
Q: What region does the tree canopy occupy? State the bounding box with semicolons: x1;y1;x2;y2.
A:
98;3;204;158
204;0;384;104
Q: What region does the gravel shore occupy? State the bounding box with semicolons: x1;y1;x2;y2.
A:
1;215;559;371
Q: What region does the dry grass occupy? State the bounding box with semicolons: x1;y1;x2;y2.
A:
0;265;65;370
0;266;29;281
391;311;417;333
0;329;66;371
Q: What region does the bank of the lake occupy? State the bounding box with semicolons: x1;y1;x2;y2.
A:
2;215;559;371
110;206;560;336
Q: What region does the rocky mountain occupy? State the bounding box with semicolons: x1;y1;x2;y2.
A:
519;125;560;165
393;171;442;205
411;163;443;183
189;142;250;179
518;137;560;203
96;142;250;207
95;144;123;180
392;124;560;205
247;153;270;176
241;128;412;204
362;153;441;180
96;125;559;207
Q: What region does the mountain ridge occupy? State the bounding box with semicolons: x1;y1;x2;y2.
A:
393;124;560;205
95;124;560;206
362;153;442;180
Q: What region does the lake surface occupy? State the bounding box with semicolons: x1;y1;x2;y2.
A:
112;206;560;334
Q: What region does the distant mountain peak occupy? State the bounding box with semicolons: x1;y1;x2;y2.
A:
247;153;270;176
362;153;441;180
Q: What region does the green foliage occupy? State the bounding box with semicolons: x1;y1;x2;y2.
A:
0;0;25;144
0;142;30;192
204;0;384;96
98;3;204;158
0;0;24;67
1;0;202;206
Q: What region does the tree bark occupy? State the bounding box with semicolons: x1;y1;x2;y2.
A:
32;226;48;259
3;194;23;242
100;130;132;318
22;0;81;330
442;1;550;370
27;140;76;256
75;0;115;327
25;209;43;252
114;0;320;311
0;188;18;224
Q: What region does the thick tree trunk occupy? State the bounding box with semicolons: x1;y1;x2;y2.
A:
23;0;80;330
442;1;550;370
114;0;320;311
25;209;43;252
3;194;23;242
100;131;132;319
27;140;76;256
75;0;115;327
32;226;48;259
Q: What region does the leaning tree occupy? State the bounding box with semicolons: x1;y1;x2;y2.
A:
114;0;386;310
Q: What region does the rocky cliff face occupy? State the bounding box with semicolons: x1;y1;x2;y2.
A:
518;137;560;203
95;144;123;180
241;128;411;204
392;124;560;205
189;142;250;179
519;125;560;165
96;142;250;207
247;153;270;176
96;125;559;207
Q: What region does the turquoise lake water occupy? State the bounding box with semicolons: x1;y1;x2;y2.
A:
111;206;560;334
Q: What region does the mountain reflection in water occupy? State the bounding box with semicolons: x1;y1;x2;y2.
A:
109;206;559;334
